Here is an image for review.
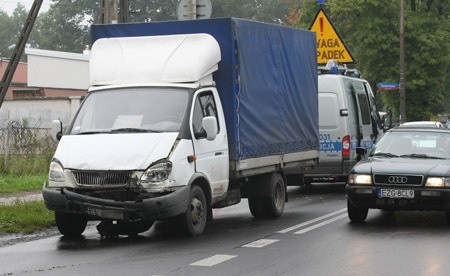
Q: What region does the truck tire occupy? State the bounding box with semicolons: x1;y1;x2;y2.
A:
178;185;207;237
249;173;286;218
347;199;368;223
261;173;286;218
55;212;88;237
248;197;265;218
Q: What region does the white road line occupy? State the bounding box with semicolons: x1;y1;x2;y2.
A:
294;213;348;234
242;239;279;248
277;208;347;234
190;254;237;267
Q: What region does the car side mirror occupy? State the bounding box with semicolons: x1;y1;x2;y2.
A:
202;116;218;141
51;120;63;141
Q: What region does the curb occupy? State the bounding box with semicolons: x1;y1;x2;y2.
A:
0;193;43;205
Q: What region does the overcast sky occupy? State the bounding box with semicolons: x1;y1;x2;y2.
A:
0;0;50;15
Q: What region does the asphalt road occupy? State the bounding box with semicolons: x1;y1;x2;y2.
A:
1;184;450;276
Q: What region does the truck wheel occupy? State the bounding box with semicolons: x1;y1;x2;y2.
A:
249;173;286;219
261;173;286;218
248;197;265;218
55;212;88;237
347;199;368;223
178;185;207;237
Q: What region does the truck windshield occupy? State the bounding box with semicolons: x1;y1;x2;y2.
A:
70;87;189;135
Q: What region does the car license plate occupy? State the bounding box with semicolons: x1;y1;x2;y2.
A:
377;188;414;199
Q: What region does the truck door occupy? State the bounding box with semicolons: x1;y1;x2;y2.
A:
352;81;374;150
190;88;229;199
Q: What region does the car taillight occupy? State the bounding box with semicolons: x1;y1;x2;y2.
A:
342;135;350;157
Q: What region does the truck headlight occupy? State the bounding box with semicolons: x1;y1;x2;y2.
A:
348;174;372;185
141;160;172;183
49;160;65;182
426;177;445;187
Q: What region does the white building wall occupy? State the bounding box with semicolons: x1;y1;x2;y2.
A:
0;97;81;129
25;48;89;90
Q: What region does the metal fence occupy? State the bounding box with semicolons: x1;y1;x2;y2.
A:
0;119;56;172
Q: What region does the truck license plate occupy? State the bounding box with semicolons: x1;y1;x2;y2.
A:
377;188;414;199
84;207;124;220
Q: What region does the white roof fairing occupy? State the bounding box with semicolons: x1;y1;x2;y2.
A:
89;33;221;86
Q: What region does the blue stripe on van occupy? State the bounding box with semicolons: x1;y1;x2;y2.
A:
320;140;341;152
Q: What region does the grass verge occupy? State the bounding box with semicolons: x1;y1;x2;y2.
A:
0;174;47;195
0;200;55;234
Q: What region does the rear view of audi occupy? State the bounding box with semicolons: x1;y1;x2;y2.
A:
345;127;450;223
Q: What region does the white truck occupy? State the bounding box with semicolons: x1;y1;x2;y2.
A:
43;18;319;237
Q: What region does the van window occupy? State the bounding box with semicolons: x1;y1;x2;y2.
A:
357;93;371;125
319;93;339;129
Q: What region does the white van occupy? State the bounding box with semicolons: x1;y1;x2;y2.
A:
303;71;383;184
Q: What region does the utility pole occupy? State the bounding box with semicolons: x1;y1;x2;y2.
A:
101;0;128;24
188;0;197;20
0;0;43;109
119;0;129;23
399;0;406;123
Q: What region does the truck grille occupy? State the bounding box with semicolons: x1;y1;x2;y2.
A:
72;171;131;187
374;174;423;186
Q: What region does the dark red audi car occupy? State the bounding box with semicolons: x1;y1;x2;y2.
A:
345;127;450;223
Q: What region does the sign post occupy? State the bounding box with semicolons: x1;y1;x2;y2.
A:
377;82;399;91
309;9;354;64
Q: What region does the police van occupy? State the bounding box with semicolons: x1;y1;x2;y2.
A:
301;61;383;184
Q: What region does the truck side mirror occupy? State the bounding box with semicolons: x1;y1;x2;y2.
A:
202;116;218;141
51;120;63;141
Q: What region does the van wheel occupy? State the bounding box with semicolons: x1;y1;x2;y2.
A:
347;199;368;223
55;212;88;237
178;185;207;236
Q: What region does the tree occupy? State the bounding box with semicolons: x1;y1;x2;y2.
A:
319;0;449;120
0;4;29;61
31;0;99;53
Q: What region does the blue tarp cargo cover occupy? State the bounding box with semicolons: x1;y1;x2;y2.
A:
91;18;319;161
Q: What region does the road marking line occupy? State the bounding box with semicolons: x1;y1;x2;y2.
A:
190;254;237;267
242;238;279;248
277;208;347;234
294;213;347;234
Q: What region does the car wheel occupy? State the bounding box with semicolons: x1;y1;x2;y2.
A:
347;199;368;223
55;212;88;237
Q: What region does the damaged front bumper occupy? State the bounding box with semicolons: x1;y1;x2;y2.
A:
42;186;189;221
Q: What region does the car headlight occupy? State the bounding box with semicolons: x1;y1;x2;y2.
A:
49;160;65;182
348;174;372;185
140;160;172;184
426;177;445;187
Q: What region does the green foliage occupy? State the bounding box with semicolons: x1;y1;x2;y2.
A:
0;173;47;194
322;0;449;120
0;154;52;175
0;0;448;121
0;201;55;234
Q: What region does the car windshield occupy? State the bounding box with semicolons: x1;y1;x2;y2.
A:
70;87;189;134
371;130;450;159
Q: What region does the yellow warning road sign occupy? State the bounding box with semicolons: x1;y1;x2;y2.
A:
309;9;354;64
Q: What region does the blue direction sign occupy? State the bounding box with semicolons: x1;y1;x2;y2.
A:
377;82;398;90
